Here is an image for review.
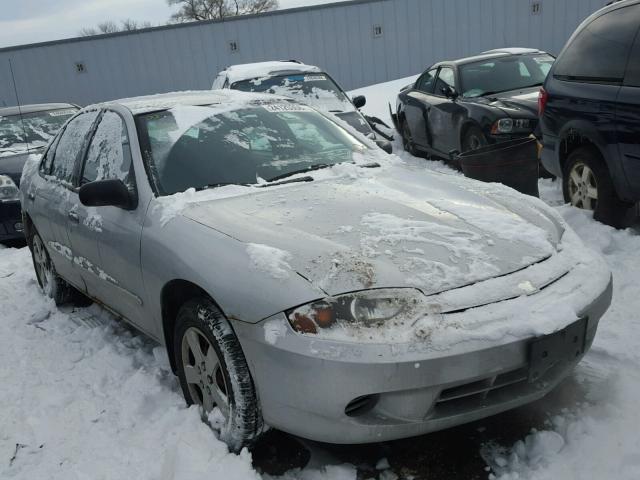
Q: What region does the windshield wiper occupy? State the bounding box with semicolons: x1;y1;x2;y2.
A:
267;163;333;182
195;182;246;191
257;176;314;188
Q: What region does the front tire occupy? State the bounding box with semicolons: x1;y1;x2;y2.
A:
401;120;421;157
30;231;74;305
562;146;633;228
174;297;262;452
461;126;487;152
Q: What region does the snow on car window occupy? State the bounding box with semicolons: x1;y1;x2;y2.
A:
136;103;363;196
51;111;99;184
82;111;133;187
0;108;76;156
232;74;354;113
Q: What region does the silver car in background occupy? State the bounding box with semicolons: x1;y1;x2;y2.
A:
20;90;612;451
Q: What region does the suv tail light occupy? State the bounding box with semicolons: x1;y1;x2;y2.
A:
538;87;548;116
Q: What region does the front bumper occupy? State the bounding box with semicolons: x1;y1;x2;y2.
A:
233;267;611;444
0;200;24;241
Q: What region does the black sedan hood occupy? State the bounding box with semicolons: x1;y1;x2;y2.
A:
0;150;34;186
467;86;540;118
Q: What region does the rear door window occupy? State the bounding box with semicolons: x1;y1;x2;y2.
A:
81;111;134;188
49;111;99;185
554;4;640;82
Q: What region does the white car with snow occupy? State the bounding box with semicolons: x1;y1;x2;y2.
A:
20;90;612;452
212;60;393;153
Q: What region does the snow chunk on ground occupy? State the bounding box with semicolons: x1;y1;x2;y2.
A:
246;243;293;280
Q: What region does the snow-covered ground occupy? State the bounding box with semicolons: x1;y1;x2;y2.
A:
1;76;639;480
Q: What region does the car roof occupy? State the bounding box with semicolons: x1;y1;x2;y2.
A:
220;60;322;84
0;103;77;116
435;48;550;67
482;47;547;55
93;89;293;115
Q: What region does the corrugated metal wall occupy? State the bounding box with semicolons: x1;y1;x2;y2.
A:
0;0;609;107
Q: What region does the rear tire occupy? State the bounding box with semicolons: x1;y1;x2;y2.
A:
174;297;262;452
562;146;634;228
29;230;74;305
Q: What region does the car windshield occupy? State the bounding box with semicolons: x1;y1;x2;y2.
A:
459;54;554;98
231;73;353;113
136;102;364;196
0;107;77;154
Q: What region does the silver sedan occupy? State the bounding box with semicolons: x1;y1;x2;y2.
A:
20;91;612;451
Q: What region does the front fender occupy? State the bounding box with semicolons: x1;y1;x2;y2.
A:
141;212;326;330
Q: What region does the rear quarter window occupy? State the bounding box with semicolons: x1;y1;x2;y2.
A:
554;4;640;82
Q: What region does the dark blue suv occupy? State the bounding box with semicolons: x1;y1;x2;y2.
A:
539;0;640;227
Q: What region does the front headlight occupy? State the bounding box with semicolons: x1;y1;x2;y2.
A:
0;175;19;201
287;288;427;335
491;118;532;134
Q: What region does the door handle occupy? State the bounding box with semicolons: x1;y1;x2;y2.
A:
27;192;35;201
68;211;80;223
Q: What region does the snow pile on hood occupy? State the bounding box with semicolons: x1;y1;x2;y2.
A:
246;243;293;280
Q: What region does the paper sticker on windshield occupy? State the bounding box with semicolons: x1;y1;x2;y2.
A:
48;109;76;117
304;75;326;82
262;104;312;113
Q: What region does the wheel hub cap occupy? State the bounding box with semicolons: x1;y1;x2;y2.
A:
181;327;230;419
568;162;598;211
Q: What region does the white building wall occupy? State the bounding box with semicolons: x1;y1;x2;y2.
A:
0;0;609;107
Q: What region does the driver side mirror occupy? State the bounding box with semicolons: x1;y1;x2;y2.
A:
353;95;367;109
79;179;135;210
442;85;459;99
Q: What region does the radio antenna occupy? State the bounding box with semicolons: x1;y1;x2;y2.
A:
8;58;31;154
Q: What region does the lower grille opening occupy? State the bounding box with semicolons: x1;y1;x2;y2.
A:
436;367;529;408
345;394;379;417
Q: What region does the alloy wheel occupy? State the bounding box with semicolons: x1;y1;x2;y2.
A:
181;326;230;418
32;235;54;296
568;161;598;211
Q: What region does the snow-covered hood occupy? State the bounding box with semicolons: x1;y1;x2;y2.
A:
182;163;563;296
467;87;539;118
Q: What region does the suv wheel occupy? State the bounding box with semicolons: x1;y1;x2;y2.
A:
563;146;633;228
174;297;262;452
30;231;74;305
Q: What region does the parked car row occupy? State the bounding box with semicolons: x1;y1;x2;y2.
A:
394;0;640;227
0;0;633;455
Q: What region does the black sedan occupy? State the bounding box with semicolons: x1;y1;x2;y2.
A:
0;103;77;242
392;48;554;160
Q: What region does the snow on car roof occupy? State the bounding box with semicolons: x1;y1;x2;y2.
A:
221;61;321;84
95;89;292;114
482;47;546;55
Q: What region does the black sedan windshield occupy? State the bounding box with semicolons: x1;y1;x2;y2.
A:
0;108;77;154
460;54;554;98
137;103;362;195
